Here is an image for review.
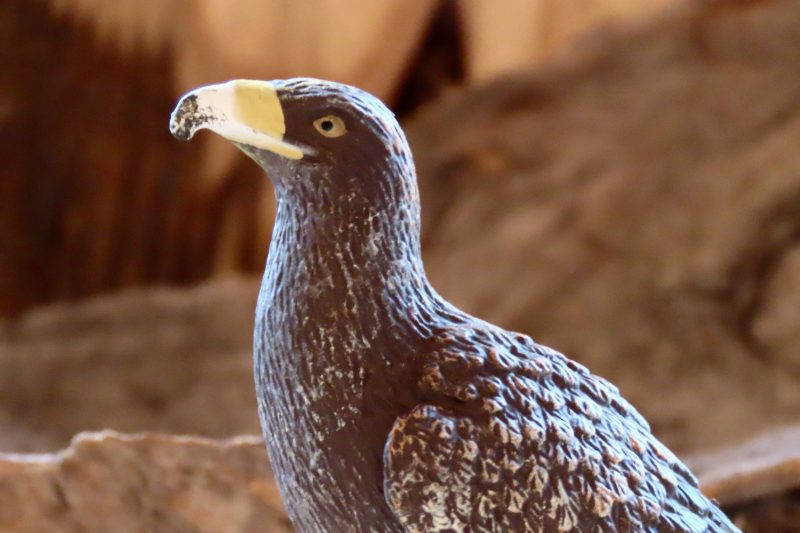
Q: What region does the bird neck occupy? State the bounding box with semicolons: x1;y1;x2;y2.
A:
265;174;431;323
255;172;435;533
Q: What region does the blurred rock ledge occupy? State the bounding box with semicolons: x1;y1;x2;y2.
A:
0;278;261;453
689;424;800;507
0;431;291;533
1;428;798;532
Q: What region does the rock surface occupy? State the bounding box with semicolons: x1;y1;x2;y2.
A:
690;424;800;531
689;424;800;507
0;431;291;533
0;279;260;452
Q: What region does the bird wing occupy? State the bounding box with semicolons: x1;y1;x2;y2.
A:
382;324;738;532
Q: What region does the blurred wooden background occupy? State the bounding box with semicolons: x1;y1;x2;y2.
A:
0;0;678;316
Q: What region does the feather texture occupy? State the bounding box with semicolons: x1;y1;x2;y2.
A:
384;320;738;532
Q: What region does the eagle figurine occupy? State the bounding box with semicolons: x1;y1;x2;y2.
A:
170;78;738;533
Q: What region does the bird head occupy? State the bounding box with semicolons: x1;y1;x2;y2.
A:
169;78;416;207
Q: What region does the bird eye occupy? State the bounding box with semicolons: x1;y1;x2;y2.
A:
313;115;347;138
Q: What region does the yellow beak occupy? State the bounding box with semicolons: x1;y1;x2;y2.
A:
169;80;304;160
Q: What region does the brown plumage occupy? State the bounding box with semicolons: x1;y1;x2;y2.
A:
170;78;738;532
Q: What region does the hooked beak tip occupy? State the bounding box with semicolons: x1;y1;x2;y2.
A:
169;94;200;141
